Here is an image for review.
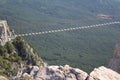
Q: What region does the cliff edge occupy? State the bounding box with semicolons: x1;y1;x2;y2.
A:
14;40;120;80
15;65;120;80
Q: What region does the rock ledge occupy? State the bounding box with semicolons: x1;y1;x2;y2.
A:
14;65;120;80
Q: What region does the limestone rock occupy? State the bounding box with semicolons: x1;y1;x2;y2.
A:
71;68;88;80
0;20;15;46
88;66;120;80
15;65;88;80
0;76;8;80
30;66;39;78
13;65;120;80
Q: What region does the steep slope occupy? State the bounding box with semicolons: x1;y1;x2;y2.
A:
0;40;120;80
0;20;45;78
0;36;45;77
13;41;120;80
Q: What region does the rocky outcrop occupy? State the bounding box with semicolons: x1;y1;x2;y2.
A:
15;65;88;80
88;66;120;80
14;65;120;80
109;42;120;73
0;20;15;46
8;41;120;80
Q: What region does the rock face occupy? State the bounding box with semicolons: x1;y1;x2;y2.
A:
88;66;120;80
0;20;15;45
14;65;120;80
16;65;88;80
9;41;120;80
109;42;120;73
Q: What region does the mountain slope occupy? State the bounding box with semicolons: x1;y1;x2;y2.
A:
0;36;44;77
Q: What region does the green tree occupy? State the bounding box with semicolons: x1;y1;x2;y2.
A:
13;37;26;58
0;46;7;55
5;42;14;54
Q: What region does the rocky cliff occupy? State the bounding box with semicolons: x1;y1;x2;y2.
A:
15;65;88;80
0;38;120;80
109;42;120;73
12;41;120;80
0;41;120;80
14;65;120;80
0;20;15;46
0;36;45;78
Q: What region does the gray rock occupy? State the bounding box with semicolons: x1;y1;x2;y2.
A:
0;20;15;46
88;66;120;80
14;65;120;80
17;65;88;80
71;68;88;80
0;76;8;80
30;66;39;78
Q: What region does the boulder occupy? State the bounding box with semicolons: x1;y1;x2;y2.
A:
17;65;88;80
88;66;120;80
0;76;8;80
14;65;120;80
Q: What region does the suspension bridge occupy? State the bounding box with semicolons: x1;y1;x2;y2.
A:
16;21;120;37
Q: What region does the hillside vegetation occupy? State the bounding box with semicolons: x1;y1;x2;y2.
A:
0;0;120;72
0;37;44;77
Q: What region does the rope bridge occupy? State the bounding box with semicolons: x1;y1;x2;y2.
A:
16;21;120;37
